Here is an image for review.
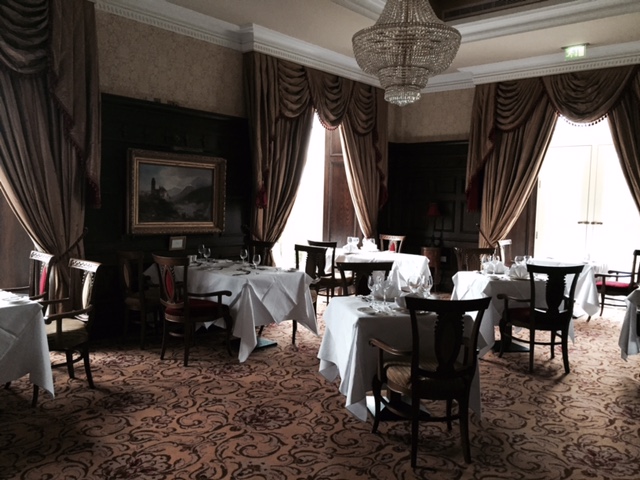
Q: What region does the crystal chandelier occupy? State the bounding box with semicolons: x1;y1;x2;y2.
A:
352;0;461;107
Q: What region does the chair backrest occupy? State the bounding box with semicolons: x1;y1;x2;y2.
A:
498;239;513;266
28;250;56;300
294;244;327;281
379;234;405;253
152;254;189;312
526;263;583;320
453;247;496;271
336;261;394;295
245;240;275;266
308;240;337;278
404;296;491;380
117;250;146;297
67;258;101;319
630;249;640;285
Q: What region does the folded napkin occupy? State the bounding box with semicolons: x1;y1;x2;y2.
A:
342;243;358;253
493;261;507;274
509;264;529;279
373;269;402;300
361;241;379;252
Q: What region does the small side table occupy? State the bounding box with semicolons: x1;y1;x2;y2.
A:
421;246;442;291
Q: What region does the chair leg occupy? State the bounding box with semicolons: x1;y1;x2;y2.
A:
411;397;420;468
160;320;168;360
458;396;472;463
140;306;147;350
446;399;453;430
561;329;570;374
224;312;234;356
292;320;298;349
529;330;535;373
82;346;95;388
183;323;192;367
66;351;76;379
599;291;605;316
371;375;382;434
31;385;39;407
550;330;556;359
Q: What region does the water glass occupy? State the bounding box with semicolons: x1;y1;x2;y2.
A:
202;247;211;262
240;248;248;264
252;254;261;269
421;275;433;298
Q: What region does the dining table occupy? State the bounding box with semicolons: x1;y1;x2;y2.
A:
452;261;599;356
317;296;486;422
0;291;54;400
334;248;432;285
620;288;640;360
146;259;318;363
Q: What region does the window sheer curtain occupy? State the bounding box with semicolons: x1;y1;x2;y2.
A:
0;0;100;291
243;52;387;262
466;66;640;248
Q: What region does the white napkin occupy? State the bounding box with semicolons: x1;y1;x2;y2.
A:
373;269;402;300
509;264;529;279
493;261;507;274
342;244;358;253
361;239;379;252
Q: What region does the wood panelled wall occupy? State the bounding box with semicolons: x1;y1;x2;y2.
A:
380;141;481;291
85;94;251;337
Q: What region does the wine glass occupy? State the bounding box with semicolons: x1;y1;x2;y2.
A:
198;244;205;260
514;255;525;266
252;253;261;269
421;274;433;298
240;248;248;264
202;247;211;262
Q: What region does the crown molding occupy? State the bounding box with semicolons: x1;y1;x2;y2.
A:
95;0;640;94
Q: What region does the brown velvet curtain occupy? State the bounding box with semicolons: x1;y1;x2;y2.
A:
467;66;640;248
0;0;100;289
243;52;387;259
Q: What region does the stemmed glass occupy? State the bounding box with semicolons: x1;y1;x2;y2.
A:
240;248;248;264
514;255;525;266
420;274;433;298
252;253;261;269
198;244;205;260
202;247;211;262
408;275;421;294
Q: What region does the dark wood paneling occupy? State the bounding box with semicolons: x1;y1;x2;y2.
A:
381;141;480;291
86;94;251;338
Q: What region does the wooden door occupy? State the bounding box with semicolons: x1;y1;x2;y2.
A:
323;128;358;245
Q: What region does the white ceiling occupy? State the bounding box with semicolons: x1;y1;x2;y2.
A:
96;0;640;92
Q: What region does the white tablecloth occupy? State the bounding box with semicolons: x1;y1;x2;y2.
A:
0;293;54;398
317;296;485;422
334;250;431;285
620;288;640;360
147;261;317;362
452;263;598;356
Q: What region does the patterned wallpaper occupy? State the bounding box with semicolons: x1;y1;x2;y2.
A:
388;88;475;143
96;11;472;142
96;11;244;118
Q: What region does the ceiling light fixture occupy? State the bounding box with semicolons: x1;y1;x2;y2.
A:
352;0;461;107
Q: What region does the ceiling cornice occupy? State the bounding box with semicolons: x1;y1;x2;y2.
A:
95;0;640;93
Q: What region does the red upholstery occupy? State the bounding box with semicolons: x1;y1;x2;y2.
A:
163;270;175;299
595;280;630;290
164;298;222;316
39;266;48;295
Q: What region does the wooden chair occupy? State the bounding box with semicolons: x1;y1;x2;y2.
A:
117;251;161;349
595;250;640;316
33;258;102;405
153;254;233;366
453;247;495;271
3;250;55;301
246;240;275;266
307;240;343;302
293;244;327;347
498;263;583;374
370;296;491;468
379;234;405;253
336;261;394;296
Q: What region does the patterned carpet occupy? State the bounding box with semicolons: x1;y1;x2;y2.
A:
1;304;639;480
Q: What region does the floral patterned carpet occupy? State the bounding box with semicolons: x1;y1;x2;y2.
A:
1;305;639;480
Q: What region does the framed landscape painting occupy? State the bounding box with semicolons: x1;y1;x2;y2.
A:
128;149;226;235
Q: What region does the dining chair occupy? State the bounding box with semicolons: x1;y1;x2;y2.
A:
336;261;394;296
369;296;492;468
379;234;405;253
117;250;161;349
307;240;344;302
3;250;56;302
453;247;496;271
497;263;583;374
245;240;276;266
32;258;102;405
293;244;327;347
594;249;640;316
152;254;234;366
